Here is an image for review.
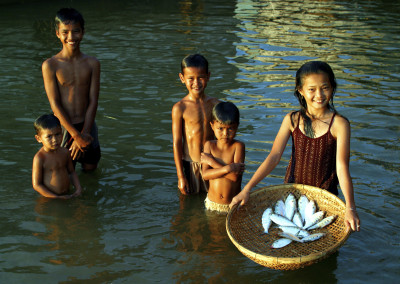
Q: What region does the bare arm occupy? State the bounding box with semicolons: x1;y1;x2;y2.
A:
201;141;245;182
335;117;360;232
82;58;100;135
172;103;188;195
230;114;292;208
32;155;69;199
67;155;82;198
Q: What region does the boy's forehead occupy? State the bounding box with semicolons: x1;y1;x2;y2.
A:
58;21;83;30
182;66;208;76
40;127;62;134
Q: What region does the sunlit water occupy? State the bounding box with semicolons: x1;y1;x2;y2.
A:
0;0;399;283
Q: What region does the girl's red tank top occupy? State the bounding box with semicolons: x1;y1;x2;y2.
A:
284;112;338;195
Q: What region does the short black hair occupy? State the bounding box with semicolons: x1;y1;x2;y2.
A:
34;114;61;135
55;8;85;30
181;54;209;74
212;102;240;125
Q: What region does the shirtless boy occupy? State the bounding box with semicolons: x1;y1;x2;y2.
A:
172;54;219;195
42;8;100;171
201;102;245;213
32;114;82;199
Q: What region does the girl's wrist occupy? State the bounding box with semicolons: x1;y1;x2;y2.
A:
346;206;356;211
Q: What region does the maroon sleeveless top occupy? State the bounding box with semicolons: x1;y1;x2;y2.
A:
284;112;338;195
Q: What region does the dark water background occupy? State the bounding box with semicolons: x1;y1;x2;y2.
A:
0;0;399;283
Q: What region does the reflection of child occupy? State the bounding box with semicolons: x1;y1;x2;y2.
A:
201;102;245;213
172;54;219;195
32;114;82;199
42;8;101;171
230;61;360;231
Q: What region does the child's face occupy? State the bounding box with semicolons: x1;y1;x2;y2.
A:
211;121;238;144
179;67;210;97
35;127;63;152
56;22;84;51
298;73;333;111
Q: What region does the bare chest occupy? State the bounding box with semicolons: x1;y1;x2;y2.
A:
55;60;92;88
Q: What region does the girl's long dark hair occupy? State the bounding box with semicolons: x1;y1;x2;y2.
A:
291;61;337;137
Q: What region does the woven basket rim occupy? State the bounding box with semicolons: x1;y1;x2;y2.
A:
226;183;351;269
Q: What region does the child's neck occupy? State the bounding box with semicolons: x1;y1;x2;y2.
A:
307;107;332;119
60;47;82;60
188;92;206;101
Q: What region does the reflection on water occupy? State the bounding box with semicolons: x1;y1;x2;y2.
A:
0;0;398;282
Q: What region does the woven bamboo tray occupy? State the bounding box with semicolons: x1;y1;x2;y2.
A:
226;183;351;270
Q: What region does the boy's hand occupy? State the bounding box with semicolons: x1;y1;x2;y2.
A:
178;177;189;195
228;163;245;175
70;133;93;160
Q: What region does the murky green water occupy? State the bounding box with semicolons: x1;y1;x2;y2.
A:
0;0;399;283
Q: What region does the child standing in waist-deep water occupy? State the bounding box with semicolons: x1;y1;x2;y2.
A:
201;102;245;213
42;8;101;171
230;61;360;232
172;54;220;195
32;114;82;199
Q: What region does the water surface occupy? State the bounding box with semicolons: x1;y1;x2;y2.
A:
0;0;399;283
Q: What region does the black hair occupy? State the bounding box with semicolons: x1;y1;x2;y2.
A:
55;8;85;30
291;61;337;137
212;102;240;125
181;54;209;74
34;114;61;135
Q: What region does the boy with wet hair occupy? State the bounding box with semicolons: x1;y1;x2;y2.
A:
172;54;220;195
32;114;82;199
42;8;101;171
201;102;245;213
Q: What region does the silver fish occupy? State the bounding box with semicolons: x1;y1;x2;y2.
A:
274;199;286;216
279;226;310;238
301;232;325;243
270;214;297;227
261;207;273;233
304;200;317;225
278;232;303;243
308;215;337;230
298;195;309;222
284;193;297;221
292;212;303;228
304;211;325;229
271;238;292;249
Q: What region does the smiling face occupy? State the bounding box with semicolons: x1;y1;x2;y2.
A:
298;72;333;113
35;127;63;152
179;67;210;98
210;121;238;144
56;21;84;51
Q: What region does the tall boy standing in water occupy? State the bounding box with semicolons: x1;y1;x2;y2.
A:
172;54;219;195
42;8;101;171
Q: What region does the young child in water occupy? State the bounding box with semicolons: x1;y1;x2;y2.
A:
172;54;220;195
230;61;360;232
201;102;245;213
32;114;82;199
42;8;101;171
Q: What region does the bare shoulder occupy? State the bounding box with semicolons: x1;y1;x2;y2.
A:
207;96;220;105
233;139;245;149
42;56;58;72
331;114;351;138
85;55;100;68
282;111;297;131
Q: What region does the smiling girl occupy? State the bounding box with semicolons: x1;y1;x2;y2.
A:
230;61;360;232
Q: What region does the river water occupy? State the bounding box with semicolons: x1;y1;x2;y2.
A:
0;0;399;283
